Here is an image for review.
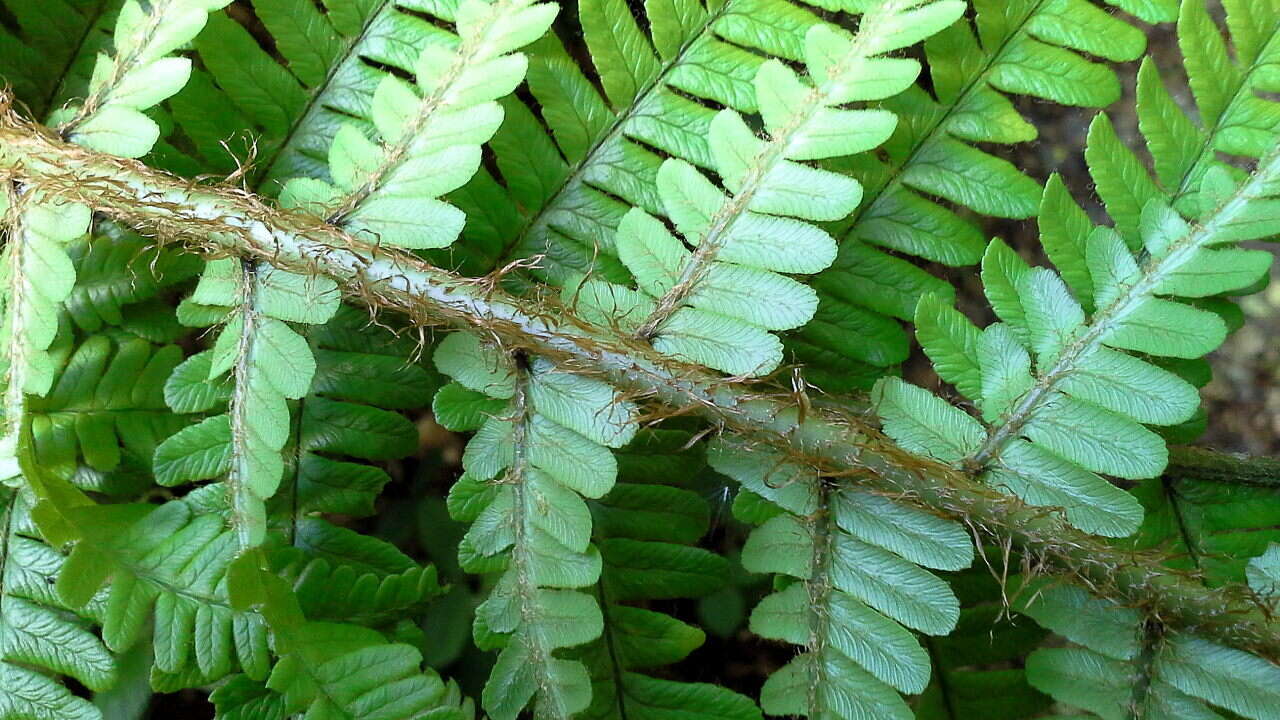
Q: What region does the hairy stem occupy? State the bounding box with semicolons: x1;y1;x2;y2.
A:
3;110;1278;658
228;260;264;550
804;487;835;718
1166;446;1280;487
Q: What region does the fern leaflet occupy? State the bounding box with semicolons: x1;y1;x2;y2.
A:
878;136;1280;537
434;331;638;720
1019;580;1280;720
710;437;972;719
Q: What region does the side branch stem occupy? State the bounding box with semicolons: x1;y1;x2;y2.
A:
1166;446;1280;488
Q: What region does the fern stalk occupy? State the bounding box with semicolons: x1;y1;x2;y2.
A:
1165;447;1280;488
227;260;267;549
802;491;837;718
4;112;1280;657
505;368;575;718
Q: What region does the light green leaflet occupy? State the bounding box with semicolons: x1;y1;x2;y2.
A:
279;0;557;252
1020;581;1280;720
567;0;965;376
434;331;638;720
153;259;340;547
710;436;971;720
881;143;1279;539
54;0;234;157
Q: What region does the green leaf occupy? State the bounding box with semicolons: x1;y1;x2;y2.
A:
154;415;233;486
827;532;959;636
1014;582;1141;661
976;323;1033;421
579;0;660;106
915;293;982;400
752;584;931;694
433;332;516;399
872;378;984;464
1157;635;1280;720
267;622;456;719
987;440;1144;538
831;488;973;572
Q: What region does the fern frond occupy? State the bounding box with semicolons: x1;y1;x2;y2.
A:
213;556;474;720
1118;0;1280;224
29;334;187;487
561;0;965;376
275;0;556;253
193;0;457;190
487;0;831;283
0;0;116;118
272;304;434;527
26;492;272;686
878;135;1280;538
1;0;216;483
570;432;760;720
0;191;92;481
51;0;230;156
11;85;1280;665
434;331;638;720
154;259;340;547
265;621;472;720
798;0;1162;391
710;437;972;719
160;299;429;556
1019;581;1280;720
267;545;445;626
0;489;115;720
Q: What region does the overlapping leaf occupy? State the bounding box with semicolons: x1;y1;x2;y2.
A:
569;432;759;720
798;0;1166;391
0;490;115;720
1019;580;1280;720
